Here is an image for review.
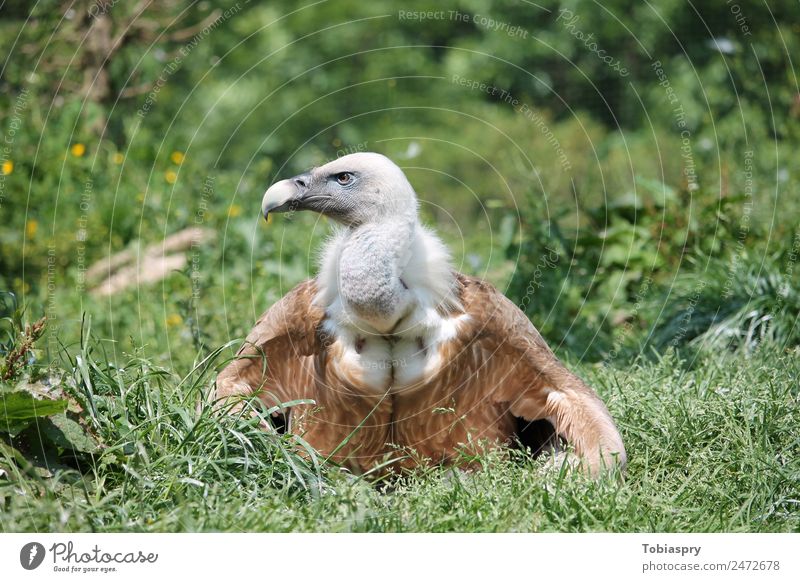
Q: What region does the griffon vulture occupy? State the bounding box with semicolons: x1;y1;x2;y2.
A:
216;152;626;475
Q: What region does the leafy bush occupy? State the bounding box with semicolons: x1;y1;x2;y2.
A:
1;302;102;482
651;243;800;353
2;320;326;527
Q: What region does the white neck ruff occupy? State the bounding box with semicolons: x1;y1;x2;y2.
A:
314;221;461;339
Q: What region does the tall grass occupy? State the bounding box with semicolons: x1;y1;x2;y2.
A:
652;250;800;353
2;335;798;532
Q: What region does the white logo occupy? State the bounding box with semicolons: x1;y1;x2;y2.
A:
20;542;46;570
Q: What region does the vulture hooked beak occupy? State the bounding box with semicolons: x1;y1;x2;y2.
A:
261;173;314;220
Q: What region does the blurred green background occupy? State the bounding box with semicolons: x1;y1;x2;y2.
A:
2;0;799;534
1;0;798;365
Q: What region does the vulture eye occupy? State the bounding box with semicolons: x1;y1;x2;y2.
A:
335;172;353;185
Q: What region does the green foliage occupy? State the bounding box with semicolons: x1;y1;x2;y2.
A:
0;311;102;478
1;1;798;532
0;390;68;436
2;0;798;298
652;243;800;353
1;347;797;532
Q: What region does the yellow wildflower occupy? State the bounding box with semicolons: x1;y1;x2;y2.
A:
1;160;12;175
228;204;242;218
165;170;177;184
332;138;342;147
71;143;86;157
113;153;124;164
170;151;185;165
25;219;38;239
166;313;182;327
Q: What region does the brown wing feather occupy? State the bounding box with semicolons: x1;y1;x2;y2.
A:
215;280;322;411
455;273;626;473
215;280;392;473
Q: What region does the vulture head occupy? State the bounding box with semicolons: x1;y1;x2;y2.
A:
261;153;418;226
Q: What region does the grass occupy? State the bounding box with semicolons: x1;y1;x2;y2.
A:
652;251;800;353
2;333;797;533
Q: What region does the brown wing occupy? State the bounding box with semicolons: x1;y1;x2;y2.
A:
215;279;323;413
456;274;626;474
215;280;393;473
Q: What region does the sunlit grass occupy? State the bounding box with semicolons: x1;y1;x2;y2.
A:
2;337;797;532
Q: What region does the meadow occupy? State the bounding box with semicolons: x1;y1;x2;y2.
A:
1;0;798;532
